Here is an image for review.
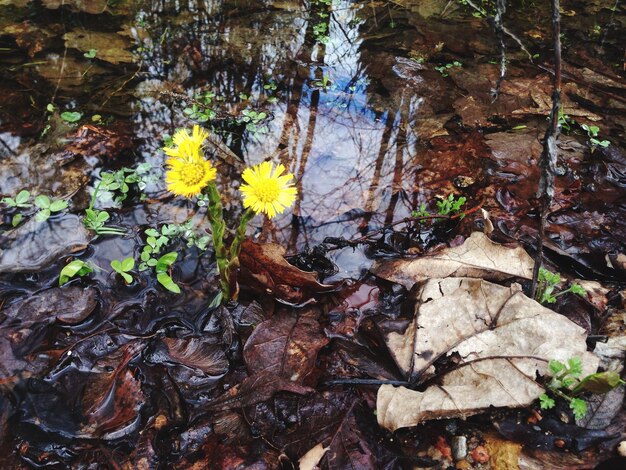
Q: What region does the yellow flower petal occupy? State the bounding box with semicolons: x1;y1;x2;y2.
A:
162;126;215;198
239;161;297;218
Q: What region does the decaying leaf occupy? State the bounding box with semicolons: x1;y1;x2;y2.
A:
376;277;598;431
371;232;534;289
1;286;97;327
0;215;91;273
239;240;334;303
206;371;314;411
81;341;145;439
243;308;328;384
63;29;135;64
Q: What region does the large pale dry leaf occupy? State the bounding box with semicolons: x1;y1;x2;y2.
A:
376;277;598;431
298;443;328;470
371;232;534;289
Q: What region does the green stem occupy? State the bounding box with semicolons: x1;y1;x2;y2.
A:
229;208;255;261
205;183;229;302
89;180;103;211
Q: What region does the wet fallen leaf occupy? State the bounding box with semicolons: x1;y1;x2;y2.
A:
61;124;134;161
371;231;534;289
243;308;328;384
239;240;334;303
376;277;598;431
1;285;97;326
81;341;145;439
149;336;229;391
206;371;314;411
63;29;135;64
0;215;91;273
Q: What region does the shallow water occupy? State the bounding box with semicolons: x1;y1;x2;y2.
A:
0;0;625;467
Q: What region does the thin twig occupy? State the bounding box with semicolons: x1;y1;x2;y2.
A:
530;0;562;299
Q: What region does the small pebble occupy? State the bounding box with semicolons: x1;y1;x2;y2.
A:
618;441;626;457
554;439;565;448
470;445;490;464
452;436;468;460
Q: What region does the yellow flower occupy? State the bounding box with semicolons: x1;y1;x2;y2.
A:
164;126;216;198
240;161;297;218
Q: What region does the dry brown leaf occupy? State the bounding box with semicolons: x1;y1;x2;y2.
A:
376;277;598;431
298;443;328;470
371;232;534;289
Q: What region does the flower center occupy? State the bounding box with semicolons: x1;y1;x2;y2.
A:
181;163;206;187
255;178;281;203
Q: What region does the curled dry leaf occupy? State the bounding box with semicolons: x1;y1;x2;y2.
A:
376;277;598;431
239;240;334;303
243;308;328;384
371;232;534;289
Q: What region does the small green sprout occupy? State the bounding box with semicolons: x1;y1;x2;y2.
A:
535;267;586;304
435;61;462;77
2;189;32;208
313;75;332;91
60;111;82;123
83;49;97;59
59;259;94;286
581;124;610;149
436;194;467;217
34;195;68;222
539;358;625;421
111;257;135;284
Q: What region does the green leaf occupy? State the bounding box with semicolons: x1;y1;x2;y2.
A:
11;213;23;227
59;260;92;286
34;195;50;209
549;360;566;375
15;190;30;205
121;257;134;271
2;197;16;207
147;236;157;248
576;371;625;394
568;357;584;377
157;272;181;293
145;228;159;237
539;393;555;409
111;259;122;273
140;251;151;262
60;111;82;123
84;48;97;58
121;271;133;284
97;211;110;222
569;284;586;296
146;258;158;267
49;199;68;212
35;209;51;222
156;252;178;273
570;398;587;420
